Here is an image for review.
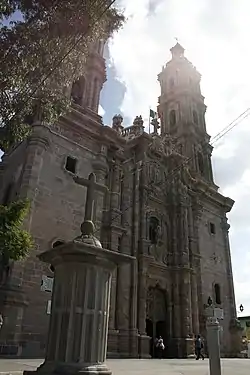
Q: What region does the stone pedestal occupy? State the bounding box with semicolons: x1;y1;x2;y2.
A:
24;222;134;375
206;317;221;375
184;337;195;358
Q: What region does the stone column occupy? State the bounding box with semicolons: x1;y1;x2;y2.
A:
107;163;122;354
128;164;140;357
187;203;199;336
137;259;151;358
24;223;134;375
137;162;151;355
92;148;108;239
221;217;236;320
180;271;194;357
19;123;50;202
116;161;134;357
192;200;203;334
178;198;193;356
207;317;222;375
191;273;199;335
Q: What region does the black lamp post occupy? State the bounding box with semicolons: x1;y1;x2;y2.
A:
207;296;213;306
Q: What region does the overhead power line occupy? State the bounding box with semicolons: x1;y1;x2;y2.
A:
95;106;250;236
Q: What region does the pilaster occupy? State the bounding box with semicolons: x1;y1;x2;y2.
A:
0;123;50;356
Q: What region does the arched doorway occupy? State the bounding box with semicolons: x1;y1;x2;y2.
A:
146;286;169;358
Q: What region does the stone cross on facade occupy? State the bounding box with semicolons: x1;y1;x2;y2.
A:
73;172;107;224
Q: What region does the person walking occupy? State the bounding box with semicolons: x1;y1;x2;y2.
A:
195;334;204;360
156;336;165;359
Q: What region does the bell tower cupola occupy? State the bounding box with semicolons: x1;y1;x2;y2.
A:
71;40;106;113
157;42;214;183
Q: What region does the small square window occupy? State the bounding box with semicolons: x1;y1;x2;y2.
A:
209;222;216;235
65;156;77;174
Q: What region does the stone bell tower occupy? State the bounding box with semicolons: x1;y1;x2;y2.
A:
157;42;214;183
71;40;106;112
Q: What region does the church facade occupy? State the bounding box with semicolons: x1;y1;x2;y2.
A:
0;41;240;358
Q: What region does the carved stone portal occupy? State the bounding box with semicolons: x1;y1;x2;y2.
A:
146;287;168;357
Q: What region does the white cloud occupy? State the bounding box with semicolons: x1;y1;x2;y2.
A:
110;0;250;314
98;104;105;117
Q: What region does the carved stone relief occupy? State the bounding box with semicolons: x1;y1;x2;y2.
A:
148;134;177;158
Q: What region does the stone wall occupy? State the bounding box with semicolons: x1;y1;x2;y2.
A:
198;201;235;355
0;120;106;356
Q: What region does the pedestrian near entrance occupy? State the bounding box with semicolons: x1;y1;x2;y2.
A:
195;334;205;360
156;336;165;359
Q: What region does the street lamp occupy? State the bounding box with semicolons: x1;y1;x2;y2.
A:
207;296;213;306
239;304;244;313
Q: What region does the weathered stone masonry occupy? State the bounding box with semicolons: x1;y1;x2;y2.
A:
0;42;239;358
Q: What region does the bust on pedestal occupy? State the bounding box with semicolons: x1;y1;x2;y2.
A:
24;172;134;375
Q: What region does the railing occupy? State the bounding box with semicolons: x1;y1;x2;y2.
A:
121;125;144;138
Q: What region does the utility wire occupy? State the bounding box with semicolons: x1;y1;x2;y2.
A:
15;0;109;99
95;106;250;236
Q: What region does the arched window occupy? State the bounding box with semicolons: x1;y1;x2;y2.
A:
169;109;176;127
169;77;175;89
71;77;85;105
197;152;204;174
193;110;198;125
214;283;221;304
149;217;159;245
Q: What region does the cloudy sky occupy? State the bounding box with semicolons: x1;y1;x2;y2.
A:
100;0;250;316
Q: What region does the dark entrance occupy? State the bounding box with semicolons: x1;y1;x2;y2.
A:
146;287;168;358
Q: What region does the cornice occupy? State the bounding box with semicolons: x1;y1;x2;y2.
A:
195;178;234;212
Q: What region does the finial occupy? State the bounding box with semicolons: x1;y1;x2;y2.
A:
112;114;123;132
170;40;185;58
133;115;144;127
175;36;179;43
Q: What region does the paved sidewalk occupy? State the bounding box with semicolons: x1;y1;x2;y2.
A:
0;358;249;375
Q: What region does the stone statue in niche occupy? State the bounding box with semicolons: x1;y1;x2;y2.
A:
148;217;166;263
149;217;160;245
